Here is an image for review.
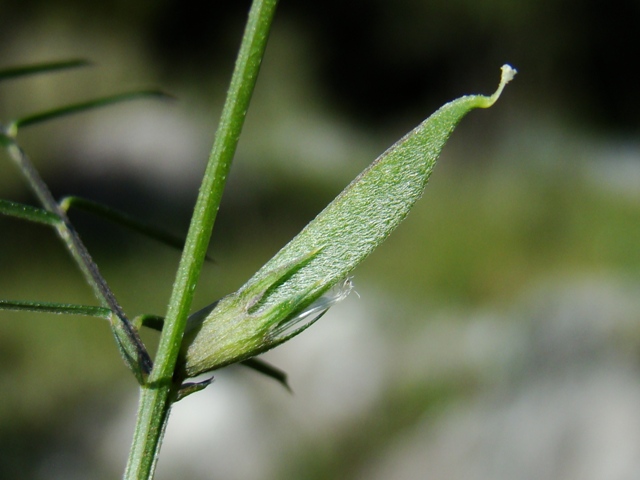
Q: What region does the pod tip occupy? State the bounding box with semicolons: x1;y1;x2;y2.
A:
501;64;517;85
483;64;517;108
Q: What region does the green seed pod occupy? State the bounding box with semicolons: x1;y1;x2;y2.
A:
179;65;516;379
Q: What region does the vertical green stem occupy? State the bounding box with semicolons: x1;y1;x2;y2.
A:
124;0;279;478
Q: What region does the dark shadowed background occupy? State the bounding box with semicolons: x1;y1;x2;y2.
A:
2;1;640;479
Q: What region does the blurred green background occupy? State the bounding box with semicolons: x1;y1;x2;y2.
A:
2;1;640;479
